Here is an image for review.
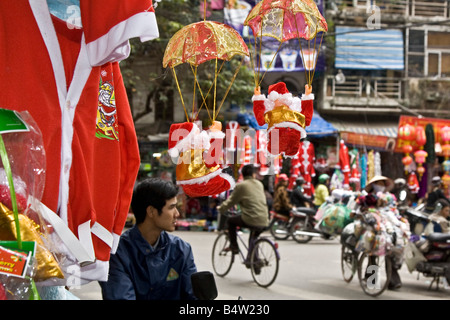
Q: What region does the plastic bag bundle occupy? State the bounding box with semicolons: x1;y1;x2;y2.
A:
0;110;64;299
318;204;352;235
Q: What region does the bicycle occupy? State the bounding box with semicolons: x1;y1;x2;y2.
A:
340;207;392;297
212;211;280;288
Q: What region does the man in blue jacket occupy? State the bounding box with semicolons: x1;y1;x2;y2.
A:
100;178;197;300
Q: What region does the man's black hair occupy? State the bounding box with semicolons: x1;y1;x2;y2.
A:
241;164;255;178
131;178;179;224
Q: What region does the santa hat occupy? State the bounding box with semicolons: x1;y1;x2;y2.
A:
268;82;289;95
168;122;197;158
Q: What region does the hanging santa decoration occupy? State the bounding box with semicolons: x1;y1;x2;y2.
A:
252;82;314;157
168;121;235;198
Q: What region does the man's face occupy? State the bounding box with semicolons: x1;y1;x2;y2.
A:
154;197;180;232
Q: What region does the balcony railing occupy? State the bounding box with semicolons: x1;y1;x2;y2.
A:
330;0;449;19
322;75;450;118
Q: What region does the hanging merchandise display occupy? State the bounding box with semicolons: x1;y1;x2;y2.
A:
0;1;159;283
163;10;250;197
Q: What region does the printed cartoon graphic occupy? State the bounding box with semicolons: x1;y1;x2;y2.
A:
96;78;119;140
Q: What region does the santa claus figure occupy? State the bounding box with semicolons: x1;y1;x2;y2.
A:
168;121;235;198
252;82;314;157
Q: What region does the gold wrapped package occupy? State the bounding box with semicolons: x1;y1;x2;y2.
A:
0;203;64;281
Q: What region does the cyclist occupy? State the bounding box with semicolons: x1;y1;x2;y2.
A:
217;164;269;254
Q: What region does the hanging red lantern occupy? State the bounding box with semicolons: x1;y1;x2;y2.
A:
417;166;426;176
402;155;413;166
415;125;426;148
441;126;450;143
398;123;416;142
402;145;413;154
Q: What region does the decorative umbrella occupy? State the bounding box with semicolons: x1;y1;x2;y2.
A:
163;20;249;122
244;0;327;87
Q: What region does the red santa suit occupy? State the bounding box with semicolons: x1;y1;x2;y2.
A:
168;122;235;198
0;1;158;281
339;140;351;189
252;82;314;157
298;140;316;198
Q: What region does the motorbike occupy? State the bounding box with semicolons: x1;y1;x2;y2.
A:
406;231;450;290
288;206;334;243
268;207;316;241
403;203;450;290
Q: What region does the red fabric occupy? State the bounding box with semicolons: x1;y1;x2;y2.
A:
268;127;301;157
181;175;232;198
80;0;154;45
253;100;266;126
302;99;314;126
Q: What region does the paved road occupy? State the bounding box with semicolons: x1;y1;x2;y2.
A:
71;230;449;300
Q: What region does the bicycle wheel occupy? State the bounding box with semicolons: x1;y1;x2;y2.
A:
341;245;357;283
250;238;279;288
290;218;313;243
269;218;290;240
211;232;235;277
357;252;391;297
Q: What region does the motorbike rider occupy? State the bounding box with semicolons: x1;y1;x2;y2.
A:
392;178;413;208
424;176;450;213
428;199;450;233
290;176;314;208
313;174;330;209
273;174;293;217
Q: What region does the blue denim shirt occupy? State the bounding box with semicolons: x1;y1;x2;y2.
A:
100;226;197;300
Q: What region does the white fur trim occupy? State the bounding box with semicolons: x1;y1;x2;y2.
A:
263;93;303;113
252;94;266;101
209;130;225;140
301;93;315;100
86;12;159;66
220;172;235;190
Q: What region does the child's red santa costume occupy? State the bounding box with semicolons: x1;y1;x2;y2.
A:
168;121;235;198
252;82;314;157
